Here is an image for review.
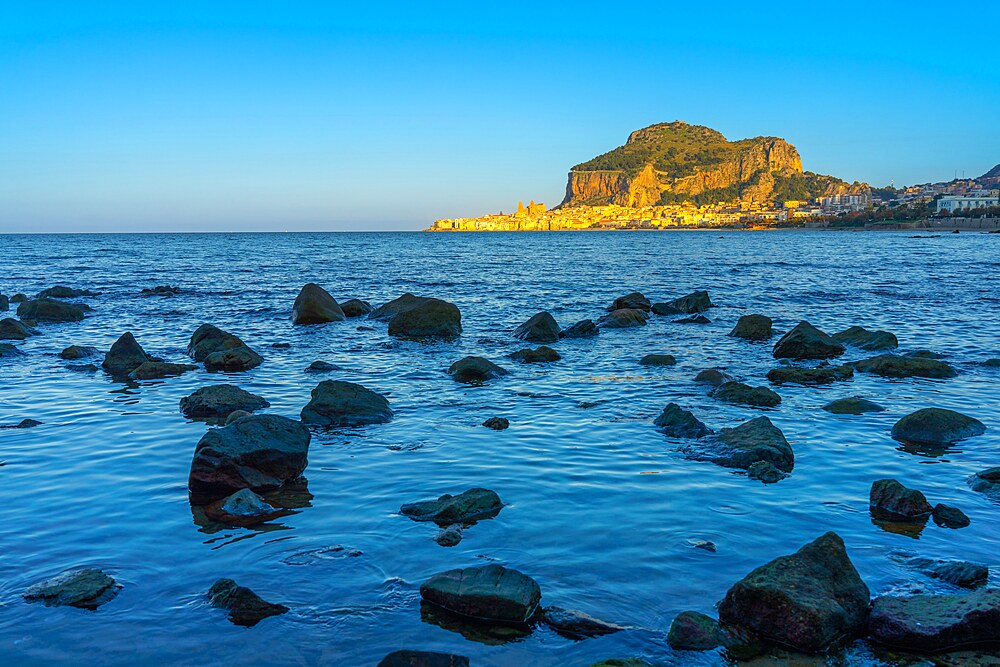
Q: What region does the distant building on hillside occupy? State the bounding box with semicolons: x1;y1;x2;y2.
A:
514;200;546;218
937;195;1000;213
819;192;872;213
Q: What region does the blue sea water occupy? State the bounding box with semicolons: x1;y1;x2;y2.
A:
0;230;998;666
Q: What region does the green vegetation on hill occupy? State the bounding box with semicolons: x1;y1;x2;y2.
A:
770;172;846;202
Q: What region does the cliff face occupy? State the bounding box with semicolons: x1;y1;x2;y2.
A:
562;121;851;206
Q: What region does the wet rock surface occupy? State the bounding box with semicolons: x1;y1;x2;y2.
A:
610;292;650;312
129;361;198;380
180;384;270;420
59;345;99;359
377;650;470;667
420;564;542;624
596;308;647;329
680;415;793;472
767;364;853;385
510;346;560;364
673;314;711;324
542;606;623;639
207;578;288;626
854;354;957;379
340;298;373;317
694;368;736;387
18;298;89;322
0;317;37;340
891;408;985;446
870;479;933;521
711;381;781;407
292;283;346;324
654;403;711;439
638;353;676;366
400;488;503;525
906;557;989;589
102;332;151;375
448;356;510;383
664;290;714;314
204;488;285;526
482;416;510;430
559;319;599;338
729;314;773;340
188;324;262;371
37;286;98;299
822;397;886;414
23;568;120;609
932;503;970;529
667;610;725;650
514;311;560;343
300;379;393;426
869;588;1000;652
832;325;899;351
386;297;462;339
968;467;1000;498
772;321;845;360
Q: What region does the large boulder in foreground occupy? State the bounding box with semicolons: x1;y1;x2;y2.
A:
180;384;270;420
400;488;504;525
23;568;121;609
292;283;346;324
596;308;647;329
891;408;985;446
869;479;933;521
187;414;310;504
514;311;560;343
869;588;1000;652
17;298;88;322
188;324;262;371
680;416;793;472
420;564;541;624
729;314;772;341
101;332;151;375
377;651;469;667
654;404;711;439
854;354;956;379
772;321;845;360
833;325;898;351
300;380;392;426
207;578;288;627
447;356;509;383
718;532;870;653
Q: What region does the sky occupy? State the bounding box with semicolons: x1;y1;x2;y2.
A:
1;1;998;232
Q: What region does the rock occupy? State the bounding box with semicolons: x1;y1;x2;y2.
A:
891;408;985;446
60;345;98;359
291;283;346;324
400;488;503;525
225;410;251;425
932;503;970;529
140;285;181;296
180;384;269;419
694;369;736;387
639;353;676;366
447;356;510;384
207;578;288;626
23;568;120;609
435;525;463;547
681;416;794;472
610;292;650;312
37;286;98;298
368;293;432;320
968;467;1000;498
0;343;24;358
667;610;725;650
17;298;88;322
340;298;373;317
747;461;788;484
729;314;773;341
654;404;711;439
0;293;7;311
188;414;310;503
767;364;854;385
542;606;624;638
10;293;27;303
711;381;781;408
667;290;714;314
0;317;36;340
300;380;393;426
305;360;340;372
483;417;510;430
510;346;560;363
833;325;899;351
822;397;886;415
66;363;98;372
718;532;870;653
367;294;463;339
559;319;599;338
420;564;541;624
870;479;933;521
377;651;470;667
673;314;711;324
650;302;683;316
596;308;647;329
983;358;1000;368
187;324;262;372
204;346;264;372
5;418;43;428
907;558;989;589
693;540;717;552
204;488;283;526
772;321;845;360
869;588;1000;652
101;332;151;375
854;354;957;379
513;311;560;343
271;342;291;349
128;361;197;380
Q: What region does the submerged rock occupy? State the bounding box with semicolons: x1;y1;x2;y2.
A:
447;356;510;384
610;292;651;312
932;503;970;529
711;381;781;408
869;588;1000;652
60;345;98;359
870;479;933;521
681;416;793;472
17;298;88;323
854;354;956;379
300;379;393;426
729;314;773;341
906;558;989;589
968;467;1000;498
767;364;853;385
102;332;151;375
420;564;541;624
400;488;503;525
140;285;181;296
673;314;711;324
654;403;711;439
207;578;288;626
305;360;340;372
180;384;270;420
667;610;725;651
377;651;470;667
23;568;120;609
596;308;647;329
4;418;43;428
891;408;985;446
694;369;736;387
833;325;898;351
0;342;23;358
187;414;310;503
718;532;870;653
514;311;560;343
510;346;560;364
639;353;676;366
772;321;845;360
482;417;510;430
129;361;197;380
204;488;283;526
291;283;346;324
435;525;463;547
822;397;886;415
0;317;37;340
747;460;788;484
542;606;623;639
559;319;599;338
37;286;98;299
340;298;373;317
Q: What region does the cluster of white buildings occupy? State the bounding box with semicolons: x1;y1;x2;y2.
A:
936;190;1000;214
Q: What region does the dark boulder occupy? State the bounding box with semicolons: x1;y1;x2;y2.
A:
387;297;462;339
435;526;463;547
368;292;426;320
400;488;504;525
0;293;7;311
767;364;853;385
10;293;27;302
832;325;898;351
711;381;781;408
510;346;560;364
188;324;262;371
596;308;647;329
854;354;957;379
651;302;683;316
187;414;310;503
680;416;793;472
140;285;181;296
869;588;1000;652
694;369;736;387
559;319;599;338
204;488;285;526
180;384;270;420
983;358;1000;368
207;578;288;626
292;283;346;324
377;650;470;667
447;356;509;384
23;568;120;609
300;380;393;426
420;564;541;624
542;606;623;639
664;290;714;314
17;298;88;322
204;346;264;372
869;479;933;521
891;408;985;446
932;503;970;529
667;610;725;651
639;353;676;366
0;343;23;358
729;314;773;341
305;360;340;372
102;332;150;375
822;397;885;415
37;285;98;299
654;403;711;439
0;317;37;340
224;410;251;425
128;361;198;380
718;532;870;653
60;345;98;359
907;558;988;589
514;311;560;343
3;418;43;428
772;321;845;360
482;417;510;430
747;461;788;484
610;292;650;312
968;467;1000;499
340;298;373;317
673;314;711;324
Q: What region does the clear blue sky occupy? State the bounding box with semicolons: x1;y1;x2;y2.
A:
1;1;997;232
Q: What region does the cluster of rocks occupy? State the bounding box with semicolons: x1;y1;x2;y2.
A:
870;478;971;529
